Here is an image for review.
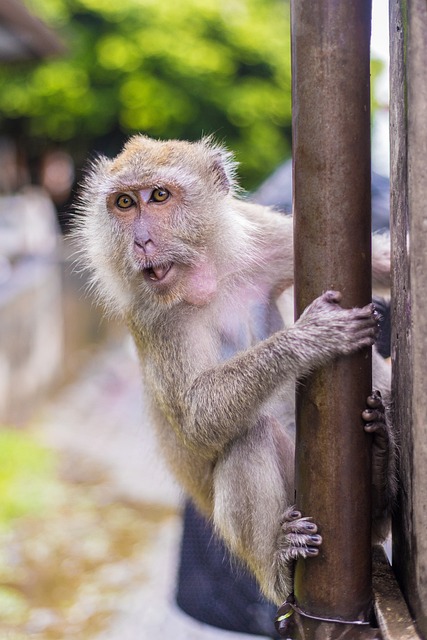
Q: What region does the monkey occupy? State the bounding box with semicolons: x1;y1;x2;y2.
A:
74;135;396;605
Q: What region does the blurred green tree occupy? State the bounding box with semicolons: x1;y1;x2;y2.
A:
1;0;292;189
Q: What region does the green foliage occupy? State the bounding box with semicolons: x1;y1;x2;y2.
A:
0;0;292;188
370;57;385;111
0;586;28;627
0;429;62;527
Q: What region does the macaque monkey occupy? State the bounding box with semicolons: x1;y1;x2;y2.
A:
75;135;396;605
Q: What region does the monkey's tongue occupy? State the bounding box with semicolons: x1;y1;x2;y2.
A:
149;264;172;281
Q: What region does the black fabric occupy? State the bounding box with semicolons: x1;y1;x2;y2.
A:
176;501;279;638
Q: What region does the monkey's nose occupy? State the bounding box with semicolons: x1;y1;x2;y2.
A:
143;239;156;255
134;238;156;256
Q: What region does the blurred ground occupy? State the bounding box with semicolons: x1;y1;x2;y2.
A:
0;337;266;640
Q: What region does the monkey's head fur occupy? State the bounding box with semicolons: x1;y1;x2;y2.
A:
75;135;260;322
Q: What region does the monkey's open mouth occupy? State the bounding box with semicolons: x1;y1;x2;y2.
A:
144;263;173;282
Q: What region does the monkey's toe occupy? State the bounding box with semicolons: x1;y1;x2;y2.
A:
367;390;383;408
281;507;318;533
281;508;322;561
280;530;323;563
362;392;386;433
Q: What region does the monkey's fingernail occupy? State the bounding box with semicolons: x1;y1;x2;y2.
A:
364;424;377;432
305;523;316;531
367;395;382;408
290;510;301;519
307;547;319;555
310;535;321;543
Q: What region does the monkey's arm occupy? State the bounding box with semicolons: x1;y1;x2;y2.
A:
236;202;294;296
241;202;390;297
181;292;377;457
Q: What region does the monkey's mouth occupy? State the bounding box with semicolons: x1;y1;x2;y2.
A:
143;262;174;282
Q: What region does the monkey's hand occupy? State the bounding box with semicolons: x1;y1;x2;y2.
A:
293;290;379;370
362;390;397;542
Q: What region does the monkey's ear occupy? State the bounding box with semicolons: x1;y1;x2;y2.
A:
201;137;238;194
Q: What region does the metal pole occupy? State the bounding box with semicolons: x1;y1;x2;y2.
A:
291;0;374;629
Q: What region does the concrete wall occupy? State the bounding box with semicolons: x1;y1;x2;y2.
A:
0;189;123;423
0;189;63;423
0;257;63;422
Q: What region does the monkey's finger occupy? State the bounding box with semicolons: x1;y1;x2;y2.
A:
323;290;342;304
349;332;378;349
351;303;378;320
353;325;379;338
351;325;380;345
339;335;376;353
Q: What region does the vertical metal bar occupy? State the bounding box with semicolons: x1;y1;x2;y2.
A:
291;0;373;625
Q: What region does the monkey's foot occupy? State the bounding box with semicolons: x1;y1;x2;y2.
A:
279;506;322;561
270;508;322;603
362;391;394;519
362;390;390;473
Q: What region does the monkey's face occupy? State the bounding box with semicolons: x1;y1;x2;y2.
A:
105;181;204;299
78;136;237;312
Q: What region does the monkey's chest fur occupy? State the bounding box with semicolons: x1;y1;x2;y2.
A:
218;298;283;359
135;292;296;515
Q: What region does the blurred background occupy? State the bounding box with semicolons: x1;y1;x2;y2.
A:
0;0;389;638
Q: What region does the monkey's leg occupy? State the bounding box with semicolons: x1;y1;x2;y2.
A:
212;416;320;605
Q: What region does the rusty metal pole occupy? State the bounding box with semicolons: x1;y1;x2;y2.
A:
290;0;375;634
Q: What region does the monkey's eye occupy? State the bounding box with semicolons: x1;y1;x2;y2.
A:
115;194;135;209
150;188;170;203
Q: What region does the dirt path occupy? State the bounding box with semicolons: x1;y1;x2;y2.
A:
0;339;262;639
